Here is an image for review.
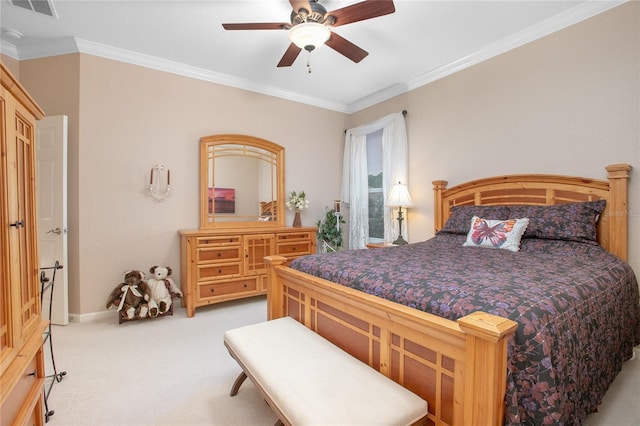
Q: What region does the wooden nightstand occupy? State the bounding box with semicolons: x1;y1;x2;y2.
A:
366;242;396;249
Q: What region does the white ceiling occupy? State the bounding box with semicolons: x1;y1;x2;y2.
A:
0;0;625;113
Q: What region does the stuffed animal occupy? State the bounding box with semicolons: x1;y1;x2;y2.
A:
147;266;182;317
105;270;152;320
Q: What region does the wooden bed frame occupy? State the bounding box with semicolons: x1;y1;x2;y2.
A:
266;164;631;426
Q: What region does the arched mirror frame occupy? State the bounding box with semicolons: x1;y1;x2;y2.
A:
199;134;285;229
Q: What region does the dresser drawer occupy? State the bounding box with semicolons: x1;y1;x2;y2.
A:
180;227;316;317
199;279;257;299
196;236;241;247
197;247;241;263
197;263;241;280
276;231;314;242
1;353;40;426
277;241;313;257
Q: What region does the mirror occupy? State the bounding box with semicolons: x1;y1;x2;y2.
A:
199;134;284;228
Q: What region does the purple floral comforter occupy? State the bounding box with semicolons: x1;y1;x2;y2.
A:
289;234;640;425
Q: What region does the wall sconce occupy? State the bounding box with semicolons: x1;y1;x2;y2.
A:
146;164;171;202
385;181;414;245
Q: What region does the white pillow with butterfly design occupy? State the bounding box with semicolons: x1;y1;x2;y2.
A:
463;216;529;252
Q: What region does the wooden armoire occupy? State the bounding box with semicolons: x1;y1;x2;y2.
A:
1;62;48;425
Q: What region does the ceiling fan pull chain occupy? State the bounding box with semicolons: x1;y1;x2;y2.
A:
306;52;312;74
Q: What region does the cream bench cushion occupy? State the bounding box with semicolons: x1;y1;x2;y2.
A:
224;316;428;426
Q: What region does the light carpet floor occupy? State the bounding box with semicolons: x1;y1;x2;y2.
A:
44;297;277;426
43;296;639;425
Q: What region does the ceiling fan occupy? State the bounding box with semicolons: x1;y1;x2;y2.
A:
222;0;395;68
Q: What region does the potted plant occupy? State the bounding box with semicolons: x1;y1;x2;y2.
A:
317;208;346;253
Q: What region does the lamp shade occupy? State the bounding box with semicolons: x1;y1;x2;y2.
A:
288;22;331;51
386;182;414;208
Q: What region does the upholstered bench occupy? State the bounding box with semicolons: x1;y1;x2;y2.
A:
224;316;428;426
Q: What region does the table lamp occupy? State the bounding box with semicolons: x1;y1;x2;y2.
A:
386;181;414;245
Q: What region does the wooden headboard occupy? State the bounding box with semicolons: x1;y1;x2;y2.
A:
433;164;631;261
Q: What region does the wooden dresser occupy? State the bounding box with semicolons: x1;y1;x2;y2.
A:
1;62;48;425
179;226;316;317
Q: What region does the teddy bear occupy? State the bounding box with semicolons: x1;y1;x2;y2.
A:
147;266;182;317
105;270;152;320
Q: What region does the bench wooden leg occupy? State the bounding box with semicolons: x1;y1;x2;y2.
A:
230;371;248;396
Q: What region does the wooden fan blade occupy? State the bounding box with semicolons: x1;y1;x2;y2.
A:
325;32;368;63
277;43;302;67
328;0;395;27
289;0;312;14
222;23;290;30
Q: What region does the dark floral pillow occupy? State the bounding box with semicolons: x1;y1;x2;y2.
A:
439;205;511;235
507;200;607;244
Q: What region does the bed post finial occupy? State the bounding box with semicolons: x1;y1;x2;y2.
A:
605;164;631;261
433;180;448;233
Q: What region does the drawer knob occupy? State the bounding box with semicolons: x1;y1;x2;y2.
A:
210;288;215;293
218;269;222;273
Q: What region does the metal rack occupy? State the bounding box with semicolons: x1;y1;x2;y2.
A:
40;261;67;422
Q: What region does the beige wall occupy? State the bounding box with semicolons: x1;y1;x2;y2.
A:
350;1;640;273
10;1;639;317
1;54;20;77
18;54;346;317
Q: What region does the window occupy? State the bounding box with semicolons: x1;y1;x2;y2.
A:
366;130;383;242
341;111;408;250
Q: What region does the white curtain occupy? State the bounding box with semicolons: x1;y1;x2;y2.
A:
341;112;409;249
341;134;368;249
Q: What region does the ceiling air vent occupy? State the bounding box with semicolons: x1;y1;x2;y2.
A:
11;0;56;18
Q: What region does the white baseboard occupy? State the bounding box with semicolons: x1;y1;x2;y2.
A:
69;310;116;323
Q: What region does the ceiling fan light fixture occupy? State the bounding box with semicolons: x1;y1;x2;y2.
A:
288;22;330;52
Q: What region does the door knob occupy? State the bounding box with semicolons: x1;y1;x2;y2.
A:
47;227;62;235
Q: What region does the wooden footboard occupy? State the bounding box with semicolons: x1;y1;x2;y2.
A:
267;256;517;426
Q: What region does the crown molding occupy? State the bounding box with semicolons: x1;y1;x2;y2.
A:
0;40;19;59
74;38;347;111
346;0;627;114
3;35;348;112
9;36;79;59
3;1;625;115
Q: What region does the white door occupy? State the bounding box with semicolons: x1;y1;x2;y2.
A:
37;115;69;325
